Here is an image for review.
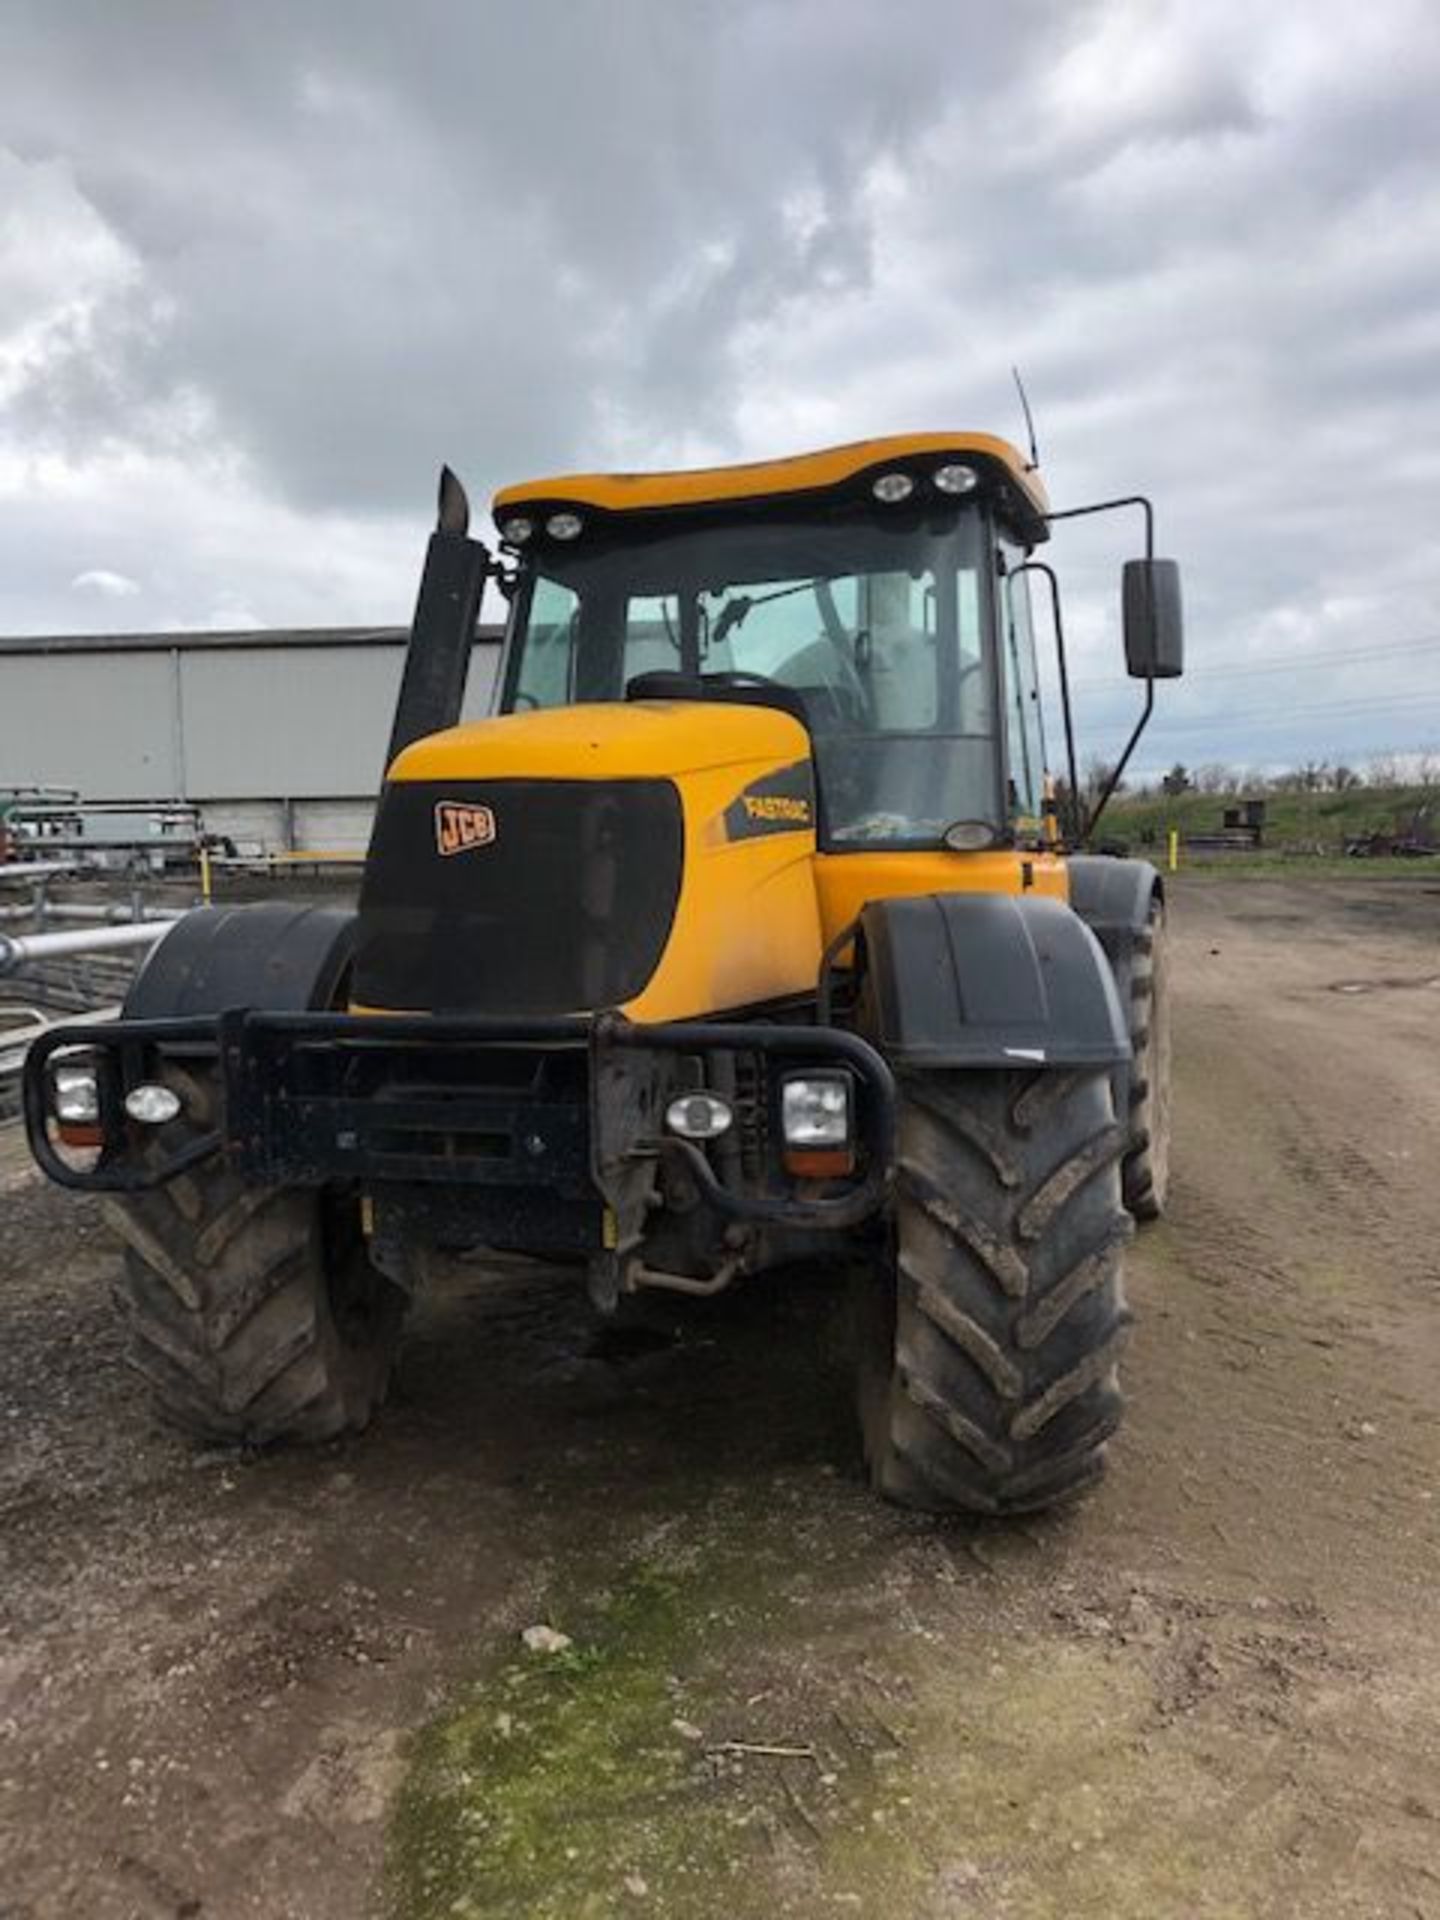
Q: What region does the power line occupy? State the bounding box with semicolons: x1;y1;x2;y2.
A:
1086;630;1440;691
1169;692;1440;720
1107;709;1440;744
1072;696;1440;750
1198;689;1440;718
1133;715;1440;741
1077;687;1440;726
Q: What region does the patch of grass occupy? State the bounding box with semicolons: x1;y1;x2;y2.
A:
386;1482;1313;1920
1170;853;1440;881
388;1564;731;1919
384;1515;928;1920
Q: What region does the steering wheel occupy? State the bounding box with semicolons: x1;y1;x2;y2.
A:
796;680;871;731
707;669;870;732
703;670;781;692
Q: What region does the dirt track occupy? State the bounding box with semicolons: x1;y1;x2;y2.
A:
2;875;1439;1919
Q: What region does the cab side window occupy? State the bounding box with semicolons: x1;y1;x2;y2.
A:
510;577;580;708
1002;561;1047;829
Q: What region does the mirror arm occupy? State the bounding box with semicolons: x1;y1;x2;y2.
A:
1086;677;1154;843
1012;561;1081;844
1043;492;1167;841
1045;494;1154;562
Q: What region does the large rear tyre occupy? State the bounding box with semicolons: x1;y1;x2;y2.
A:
1116;898;1172;1221
859;1066;1133;1516
104;1064;404;1445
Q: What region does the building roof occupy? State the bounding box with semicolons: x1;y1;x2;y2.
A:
0;625;504;658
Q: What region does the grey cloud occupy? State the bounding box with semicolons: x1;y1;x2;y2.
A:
2;1;1065;506
2;0;1439;770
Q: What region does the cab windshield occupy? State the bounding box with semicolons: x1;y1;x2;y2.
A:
500;507;1000;847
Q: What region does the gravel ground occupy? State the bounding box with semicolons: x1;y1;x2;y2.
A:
2;874;1439;1918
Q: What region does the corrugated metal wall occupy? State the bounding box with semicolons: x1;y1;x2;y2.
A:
4;651;180;795
0;629;502;849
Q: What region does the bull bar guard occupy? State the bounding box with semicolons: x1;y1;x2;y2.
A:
23;1008;897;1231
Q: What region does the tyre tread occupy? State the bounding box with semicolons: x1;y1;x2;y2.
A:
107;1073;401;1445
861;1063;1133;1516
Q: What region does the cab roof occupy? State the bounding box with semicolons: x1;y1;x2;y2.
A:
492;432;1049;545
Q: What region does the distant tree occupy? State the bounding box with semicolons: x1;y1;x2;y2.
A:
1329;765;1362;791
1418;750;1439;790
1366;752;1400;788
1193;762;1237;794
1161;762;1192;796
1271;761;1331;794
1052;775;1094;837
1268;767;1308;793
1083;755;1126;805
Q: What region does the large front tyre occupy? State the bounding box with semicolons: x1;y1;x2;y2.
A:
104;1065;405;1445
859;1066;1134;1516
1116;897;1172;1222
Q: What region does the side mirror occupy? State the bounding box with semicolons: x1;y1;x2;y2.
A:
1122;558;1184;679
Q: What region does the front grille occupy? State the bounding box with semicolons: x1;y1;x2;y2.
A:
353;777;684;1015
222;1018;595;1192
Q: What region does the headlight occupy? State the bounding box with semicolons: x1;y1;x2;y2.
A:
781;1072;855;1178
942;818;1000;852
871;472;914;505
545;510;584;541
781;1074;851;1147
933;462;979;495
53;1061;100;1125
500;515;535;545
665;1091;734;1141
124;1083;183;1126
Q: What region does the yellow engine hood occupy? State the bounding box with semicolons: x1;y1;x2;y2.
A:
388;699;810;785
381;697;822;1020
363;697;1067;1023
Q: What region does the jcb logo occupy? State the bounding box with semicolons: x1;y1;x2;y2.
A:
434;801;496;856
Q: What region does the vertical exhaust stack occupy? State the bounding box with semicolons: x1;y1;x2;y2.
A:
384;466;491;774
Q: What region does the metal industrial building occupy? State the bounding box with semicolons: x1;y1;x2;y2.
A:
0;624;504;852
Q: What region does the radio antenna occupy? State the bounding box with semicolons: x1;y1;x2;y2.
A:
1011;365;1040;471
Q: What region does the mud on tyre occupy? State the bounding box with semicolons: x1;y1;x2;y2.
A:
104;1062;404;1445
1115;897;1172;1222
859;1065;1133;1515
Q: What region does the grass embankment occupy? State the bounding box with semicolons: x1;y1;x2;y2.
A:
1164;853;1440;880
1098;783;1436;875
1105;782;1437;858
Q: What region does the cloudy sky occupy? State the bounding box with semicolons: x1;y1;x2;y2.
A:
2;0;1439;776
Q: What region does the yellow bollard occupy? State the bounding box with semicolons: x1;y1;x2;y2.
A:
199;842;213;904
1168;828;1179;873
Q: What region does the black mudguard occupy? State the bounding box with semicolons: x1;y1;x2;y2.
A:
124;904;357;1019
1066;855;1163;966
857;892;1129;1071
1066;856;1164;1132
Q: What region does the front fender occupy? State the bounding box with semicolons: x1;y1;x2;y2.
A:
857;892;1129;1070
124;903;357;1018
1066;855;1163;963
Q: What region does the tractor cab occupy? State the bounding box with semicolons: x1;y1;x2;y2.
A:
492;435;1054;852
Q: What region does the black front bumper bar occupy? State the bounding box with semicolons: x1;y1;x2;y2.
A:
23;1008;896;1230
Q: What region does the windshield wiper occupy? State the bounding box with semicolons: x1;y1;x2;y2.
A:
708;578;831;648
711;594;754;648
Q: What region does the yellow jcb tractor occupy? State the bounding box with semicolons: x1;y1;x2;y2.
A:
26;433;1182;1514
